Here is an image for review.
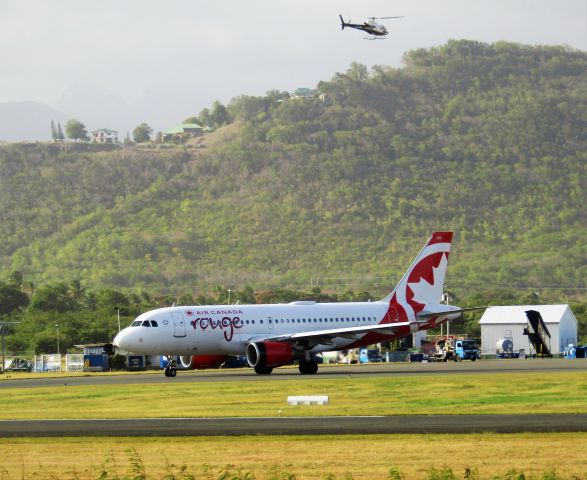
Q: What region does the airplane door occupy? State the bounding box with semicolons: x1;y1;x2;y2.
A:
172;312;186;337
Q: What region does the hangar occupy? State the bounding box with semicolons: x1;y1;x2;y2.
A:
479;304;578;356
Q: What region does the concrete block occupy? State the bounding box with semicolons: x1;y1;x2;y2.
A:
287;395;329;405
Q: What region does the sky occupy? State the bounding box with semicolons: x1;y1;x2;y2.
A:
0;0;586;134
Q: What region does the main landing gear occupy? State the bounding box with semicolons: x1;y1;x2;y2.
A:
298;359;318;375
254;365;273;375
164;356;177;377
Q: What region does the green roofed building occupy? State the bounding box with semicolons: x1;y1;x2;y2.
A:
162;122;204;141
290;87;316;100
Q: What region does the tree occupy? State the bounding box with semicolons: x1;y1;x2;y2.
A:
29;284;76;312
197;108;211;127
132;123;153;143
123;131;132;145
347;62;369;81
50;120;58;142
209;101;230;127
65;119;89;142
0;281;29;315
182;116;201;125
57;123;65;141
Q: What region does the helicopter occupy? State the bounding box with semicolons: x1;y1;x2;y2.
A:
339;14;403;39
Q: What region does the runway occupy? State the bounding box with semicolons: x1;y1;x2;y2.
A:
1;358;585;389
2;359;585;437
1;414;587;437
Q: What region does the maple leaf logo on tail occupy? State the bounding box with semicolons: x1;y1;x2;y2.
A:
381;232;453;323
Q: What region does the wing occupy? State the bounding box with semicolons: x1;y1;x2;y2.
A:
243;322;413;347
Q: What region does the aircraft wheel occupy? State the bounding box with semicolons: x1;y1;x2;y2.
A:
299;360;318;375
164;366;177;377
254;365;273;375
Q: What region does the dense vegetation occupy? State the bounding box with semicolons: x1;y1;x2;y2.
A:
1;40;586;351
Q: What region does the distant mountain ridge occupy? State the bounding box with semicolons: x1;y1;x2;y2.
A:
0;101;68;141
1;84;211;142
0;40;585;300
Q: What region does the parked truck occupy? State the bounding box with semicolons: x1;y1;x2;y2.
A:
454;339;480;361
429;338;480;362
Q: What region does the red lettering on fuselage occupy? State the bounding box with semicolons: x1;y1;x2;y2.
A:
190;316;243;342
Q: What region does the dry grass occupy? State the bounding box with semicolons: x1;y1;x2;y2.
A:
0;434;585;479
0;371;586;419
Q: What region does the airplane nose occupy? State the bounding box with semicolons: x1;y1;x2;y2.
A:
113;328;130;350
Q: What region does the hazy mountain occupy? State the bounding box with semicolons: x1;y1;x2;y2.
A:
0;101;68;142
55;84;137;135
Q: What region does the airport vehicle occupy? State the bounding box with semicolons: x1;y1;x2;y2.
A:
113;231;474;377
4;358;33;372
428;338;461;362
454;339;480;361
339;14;403;39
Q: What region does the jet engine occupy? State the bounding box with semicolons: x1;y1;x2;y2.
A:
246;341;294;369
179;354;227;370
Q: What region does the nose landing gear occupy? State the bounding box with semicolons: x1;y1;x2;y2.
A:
164;356;177;377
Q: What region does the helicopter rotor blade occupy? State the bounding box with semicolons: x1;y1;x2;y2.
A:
376;16;404;19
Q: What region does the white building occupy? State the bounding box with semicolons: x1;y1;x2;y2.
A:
91;128;119;144
479;304;578;355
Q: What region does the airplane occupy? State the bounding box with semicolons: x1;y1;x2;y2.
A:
339;14;403;39
113;231;474;377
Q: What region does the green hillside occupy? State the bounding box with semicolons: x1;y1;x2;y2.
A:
1;40;586;302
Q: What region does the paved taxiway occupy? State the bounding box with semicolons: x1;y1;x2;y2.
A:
1;359;585;437
1;358;585;389
2;414;587;437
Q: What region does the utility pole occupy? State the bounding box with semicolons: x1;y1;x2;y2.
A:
1;322;22;374
55;324;60;355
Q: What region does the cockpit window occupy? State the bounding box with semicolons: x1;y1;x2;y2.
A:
141;320;151;327
131;321;141;327
151;320;158;327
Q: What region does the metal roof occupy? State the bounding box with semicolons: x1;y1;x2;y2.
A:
163;123;203;134
92;128;118;134
479;304;571;324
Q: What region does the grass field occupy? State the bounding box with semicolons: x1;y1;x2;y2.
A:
0;434;586;479
1;371;586;419
2;369;587;478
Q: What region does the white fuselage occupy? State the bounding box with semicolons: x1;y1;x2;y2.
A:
114;301;401;356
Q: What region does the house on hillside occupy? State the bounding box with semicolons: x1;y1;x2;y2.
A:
479;304;578;355
290;87;327;102
162;123;204;142
290;87;316;100
91;128;119;144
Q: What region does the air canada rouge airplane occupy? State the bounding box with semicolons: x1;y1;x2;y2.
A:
113;231;470;377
